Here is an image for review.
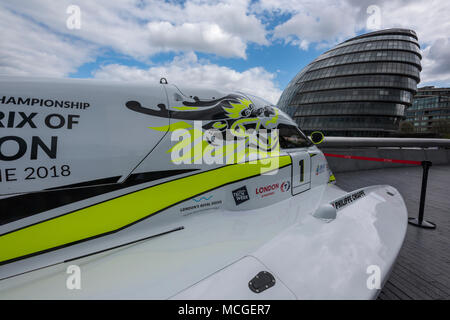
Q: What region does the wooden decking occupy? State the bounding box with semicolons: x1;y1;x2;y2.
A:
335;164;450;300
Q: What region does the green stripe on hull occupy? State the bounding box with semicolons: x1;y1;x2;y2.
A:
0;156;291;264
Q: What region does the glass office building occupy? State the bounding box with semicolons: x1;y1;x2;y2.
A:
406;86;450;133
277;28;422;136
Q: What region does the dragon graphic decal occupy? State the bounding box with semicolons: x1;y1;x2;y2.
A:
126;93;281;164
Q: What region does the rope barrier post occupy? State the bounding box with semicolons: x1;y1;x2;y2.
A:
408;160;436;229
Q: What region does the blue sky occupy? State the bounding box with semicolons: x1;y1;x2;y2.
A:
1;0;450;103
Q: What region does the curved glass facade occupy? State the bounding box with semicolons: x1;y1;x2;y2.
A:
277;28;422;136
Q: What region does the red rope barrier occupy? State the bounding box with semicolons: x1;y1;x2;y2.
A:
323;153;422;165
324;152;435;228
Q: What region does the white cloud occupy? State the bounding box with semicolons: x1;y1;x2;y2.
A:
93;52;282;103
0;0;267;61
146;21;247;58
181;0;268;46
0;7;94;77
421;37;450;84
254;0;364;50
272;2;360;50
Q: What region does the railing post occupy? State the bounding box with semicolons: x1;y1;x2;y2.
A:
408;161;436;229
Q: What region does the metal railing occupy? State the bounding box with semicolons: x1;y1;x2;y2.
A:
319;137;450;148
317;136;450;173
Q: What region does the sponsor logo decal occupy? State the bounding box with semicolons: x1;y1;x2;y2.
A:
180;195;222;215
280;181;290;192
192;196;213;202
255;180;290;198
232;186;250;205
331;190;366;210
315;163;327;176
256;182;279;198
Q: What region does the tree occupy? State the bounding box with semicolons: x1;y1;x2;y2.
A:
432;119;450;138
399;121;415;133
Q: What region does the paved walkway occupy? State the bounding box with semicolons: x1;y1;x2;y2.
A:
336;165;450;300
